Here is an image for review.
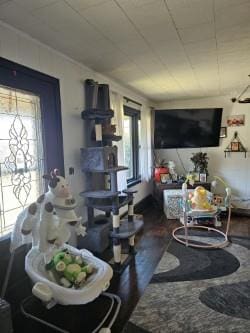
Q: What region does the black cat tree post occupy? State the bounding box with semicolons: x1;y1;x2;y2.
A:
79;79;143;273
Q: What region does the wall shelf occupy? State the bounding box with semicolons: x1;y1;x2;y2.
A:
81;108;114;119
224;150;247;158
224;131;247;158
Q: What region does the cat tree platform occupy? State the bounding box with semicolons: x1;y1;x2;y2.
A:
110;218;143;239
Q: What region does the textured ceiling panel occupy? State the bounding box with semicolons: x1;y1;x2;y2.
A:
166;0;214;29
178;23;215;44
0;0;250;102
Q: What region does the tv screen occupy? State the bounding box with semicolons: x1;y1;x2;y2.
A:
154;108;223;149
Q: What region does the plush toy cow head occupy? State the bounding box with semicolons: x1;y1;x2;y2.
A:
43;169;70;198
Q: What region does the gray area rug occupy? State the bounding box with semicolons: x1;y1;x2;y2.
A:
124;235;250;333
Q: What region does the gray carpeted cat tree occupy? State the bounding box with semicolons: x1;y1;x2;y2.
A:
79;79;143;272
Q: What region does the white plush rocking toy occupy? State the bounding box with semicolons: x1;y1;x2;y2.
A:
2;170;121;333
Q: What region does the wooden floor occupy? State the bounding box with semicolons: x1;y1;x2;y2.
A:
111;206;169;333
14;204;250;333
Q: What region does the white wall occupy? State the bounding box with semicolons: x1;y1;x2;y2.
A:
155;96;250;198
0;21;153;220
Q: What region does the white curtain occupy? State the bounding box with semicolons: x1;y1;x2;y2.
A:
110;91;127;191
140;105;152;181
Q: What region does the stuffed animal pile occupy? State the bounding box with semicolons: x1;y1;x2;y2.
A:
189;186;213;211
46;249;94;289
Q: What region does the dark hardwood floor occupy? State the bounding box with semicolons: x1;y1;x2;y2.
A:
111;206;169;333
13;203;250;333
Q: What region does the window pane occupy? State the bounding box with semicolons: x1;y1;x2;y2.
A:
0;85;44;236
138;119;141;177
123;115;133;179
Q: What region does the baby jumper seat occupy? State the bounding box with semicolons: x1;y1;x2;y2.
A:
3;170;121;333
25;244;113;305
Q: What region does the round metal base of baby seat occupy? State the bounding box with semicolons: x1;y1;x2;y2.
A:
21;292;121;333
172;225;229;249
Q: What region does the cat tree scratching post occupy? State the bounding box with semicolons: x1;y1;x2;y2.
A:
79;79;143;273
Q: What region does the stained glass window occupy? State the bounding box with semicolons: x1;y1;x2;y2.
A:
0;85;44;236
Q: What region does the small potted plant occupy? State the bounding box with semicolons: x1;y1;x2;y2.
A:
190;152;209;175
154;157;169;182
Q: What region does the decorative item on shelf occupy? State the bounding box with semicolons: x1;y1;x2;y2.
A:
193;172;200;182
183;172;197;186
199;173;207;183
231;74;250;103
153;157;169;182
190;152;209;176
177;175;186;183
168;160;178;181
227;114;245;127
224;131;247;158
220;126;227;138
231;141;239;151
160;173;171;184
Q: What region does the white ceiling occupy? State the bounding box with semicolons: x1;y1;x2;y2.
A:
0;0;250;102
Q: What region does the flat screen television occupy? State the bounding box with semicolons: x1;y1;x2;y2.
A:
154;108;223;149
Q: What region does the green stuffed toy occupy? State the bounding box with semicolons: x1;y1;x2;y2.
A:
46;250;94;288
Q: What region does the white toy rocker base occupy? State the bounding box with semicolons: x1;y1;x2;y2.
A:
2;170;121;333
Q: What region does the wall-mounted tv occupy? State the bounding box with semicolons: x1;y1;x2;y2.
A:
154;108;223;149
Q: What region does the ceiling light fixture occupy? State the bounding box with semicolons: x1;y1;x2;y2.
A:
231;75;250;103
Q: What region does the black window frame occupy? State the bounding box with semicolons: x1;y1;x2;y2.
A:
123;105;141;187
0;57;65;307
0;57;64;244
0;57;64;175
